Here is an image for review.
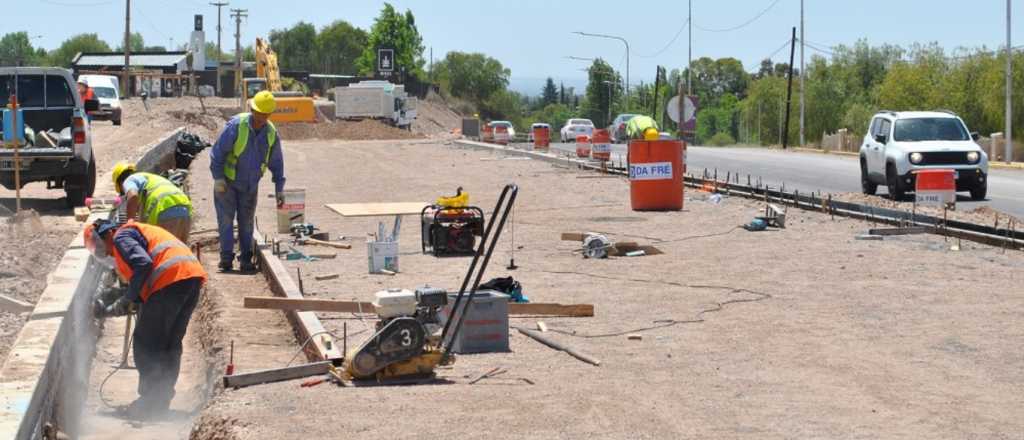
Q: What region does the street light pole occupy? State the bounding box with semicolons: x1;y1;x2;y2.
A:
1007;0;1014;164
603;80;614;126
799;0;805;147
574;31;629;111
688;0;692;96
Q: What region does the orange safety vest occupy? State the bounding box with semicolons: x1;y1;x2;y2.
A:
113;221;207;302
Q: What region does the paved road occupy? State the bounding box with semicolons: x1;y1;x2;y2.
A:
539;142;1024;218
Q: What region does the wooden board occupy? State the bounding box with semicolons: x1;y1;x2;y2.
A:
223;361;332;388
244;297;595;317
324;202;428;217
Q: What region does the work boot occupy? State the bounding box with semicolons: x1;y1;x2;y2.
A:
123;397;168;420
218;260;233;272
239;261;257;273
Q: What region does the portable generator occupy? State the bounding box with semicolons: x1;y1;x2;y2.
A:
420;205;484;256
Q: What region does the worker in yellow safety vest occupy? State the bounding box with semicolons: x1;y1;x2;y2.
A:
626;115;661;140
209;90;286;272
113;162;194;242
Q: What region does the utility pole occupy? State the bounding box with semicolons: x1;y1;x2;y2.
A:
211;1;228;96
122;0;130;97
799;0;805;147
231;8;247;103
1007;0;1014;164
687;0;692;96
783;27;796;149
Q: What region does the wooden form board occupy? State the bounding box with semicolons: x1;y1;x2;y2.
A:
243;296;595;317
324;202;428;217
254;229;343;361
223;361;332;389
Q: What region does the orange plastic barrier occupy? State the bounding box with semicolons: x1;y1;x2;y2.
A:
534;126;550;150
591;129;611;161
494;125;510;145
482;124;494;143
628;139;685;211
576;134;591;158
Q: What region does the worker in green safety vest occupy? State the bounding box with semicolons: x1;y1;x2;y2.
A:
209;90;286;273
113;162;194;242
626;115;661;140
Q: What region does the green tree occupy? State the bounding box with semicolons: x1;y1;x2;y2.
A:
115;32;145;52
269;22;317;72
316;20;368;75
0;32;45;66
50;33;111;67
356;4;425;79
683;57;750;108
581;58;622;127
433;51;509;104
542;77;558;105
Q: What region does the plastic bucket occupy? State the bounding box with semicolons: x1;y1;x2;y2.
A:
575;134;591;158
276;188;306;233
628;140;685;211
591;129;611;161
914;169;956;206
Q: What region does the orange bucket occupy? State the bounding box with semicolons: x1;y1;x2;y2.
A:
534;126;550;150
494;125;509;145
576;134;591;157
482;124;494;143
628;139;685;211
591;129;611;161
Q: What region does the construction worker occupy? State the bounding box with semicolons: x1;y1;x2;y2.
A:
112;162;193;242
209;90;285;272
626;115;661;140
84;218;206;418
77;79;96;121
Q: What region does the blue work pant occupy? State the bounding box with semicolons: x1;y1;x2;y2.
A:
214;184;259;264
132;277;202;411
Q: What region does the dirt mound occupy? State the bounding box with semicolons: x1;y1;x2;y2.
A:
412;91;463;137
276;119;424;141
167;109;229;135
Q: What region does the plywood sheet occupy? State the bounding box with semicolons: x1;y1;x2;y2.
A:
325;202;428;217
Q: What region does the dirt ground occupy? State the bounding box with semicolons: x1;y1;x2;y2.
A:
177;138;1024;439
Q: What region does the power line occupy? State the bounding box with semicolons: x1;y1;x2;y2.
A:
39;0;115;5
694;0;782;33
633;18;690;59
761;38;793;62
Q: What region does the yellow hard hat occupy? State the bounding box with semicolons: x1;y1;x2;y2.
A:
250;90;276;114
112;161;136;194
643;127;660;141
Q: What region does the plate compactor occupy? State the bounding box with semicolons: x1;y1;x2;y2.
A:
421;187;485;257
343;184;518;382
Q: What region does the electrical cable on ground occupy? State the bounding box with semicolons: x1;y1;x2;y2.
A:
98;317;136;410
694;0;783;33
653;225;740;244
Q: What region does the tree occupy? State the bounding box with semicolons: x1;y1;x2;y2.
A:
316;20;367;75
269;21;317;72
0;32;45;66
50;33;111;67
432;51;509;104
356;3;425;79
115;32;145;52
683;57;750;109
542;77;558;105
581;58;622;127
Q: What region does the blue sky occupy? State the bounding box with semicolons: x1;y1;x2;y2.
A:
14;0;1023;94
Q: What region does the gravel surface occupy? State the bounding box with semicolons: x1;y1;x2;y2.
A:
185;138;1024;439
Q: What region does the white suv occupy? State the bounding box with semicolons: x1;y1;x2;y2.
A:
860;111;988;200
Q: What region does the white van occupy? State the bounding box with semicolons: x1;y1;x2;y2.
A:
79;74;122;125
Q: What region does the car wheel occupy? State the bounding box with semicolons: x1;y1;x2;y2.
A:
65;151;96;208
970;182;987;201
886;163;904;201
860;159;877;195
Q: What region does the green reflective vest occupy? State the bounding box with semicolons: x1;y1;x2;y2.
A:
223;113;277;181
626;116;658;139
137;172;192;224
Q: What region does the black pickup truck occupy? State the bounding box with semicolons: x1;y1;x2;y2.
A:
1;67;98;207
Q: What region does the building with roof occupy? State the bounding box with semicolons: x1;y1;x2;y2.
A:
71;51;191;75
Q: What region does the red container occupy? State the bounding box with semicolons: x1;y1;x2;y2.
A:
628;139;685;211
494;125;510;145
533;126;550;150
914;168;956;205
575;134;591;157
591;129;611;161
482;124;494;143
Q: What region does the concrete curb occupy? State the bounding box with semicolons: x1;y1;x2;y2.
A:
0;127;186;439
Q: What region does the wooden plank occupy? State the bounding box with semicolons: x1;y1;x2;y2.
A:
868;226;931;236
243;297;595;317
303;238;351;249
0;294;34;314
561;232;586;241
324;202;428;217
223;361;332;389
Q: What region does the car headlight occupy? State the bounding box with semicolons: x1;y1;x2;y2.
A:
966;151;980;164
909;152;923;164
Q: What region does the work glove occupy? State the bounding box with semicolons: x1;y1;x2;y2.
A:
275;192;284;208
104;296;132;317
214;179;228;194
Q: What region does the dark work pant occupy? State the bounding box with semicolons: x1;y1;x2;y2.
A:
132;277;202;410
214;185;259;264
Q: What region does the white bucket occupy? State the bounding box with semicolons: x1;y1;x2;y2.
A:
367;239;399;273
276;188;306;233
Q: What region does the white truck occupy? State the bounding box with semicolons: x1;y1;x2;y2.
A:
333;81;417;129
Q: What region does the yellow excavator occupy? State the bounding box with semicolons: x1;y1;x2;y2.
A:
239;37;316;123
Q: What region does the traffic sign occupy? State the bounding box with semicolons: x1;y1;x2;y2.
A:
666;95;698;130
377;48;394;74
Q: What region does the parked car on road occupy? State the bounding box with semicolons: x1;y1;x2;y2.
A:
560;118;594;142
527;123;550;142
489;120;516;138
860;110;988;200
79;74;122;125
609;113;639;143
0;67;98;207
